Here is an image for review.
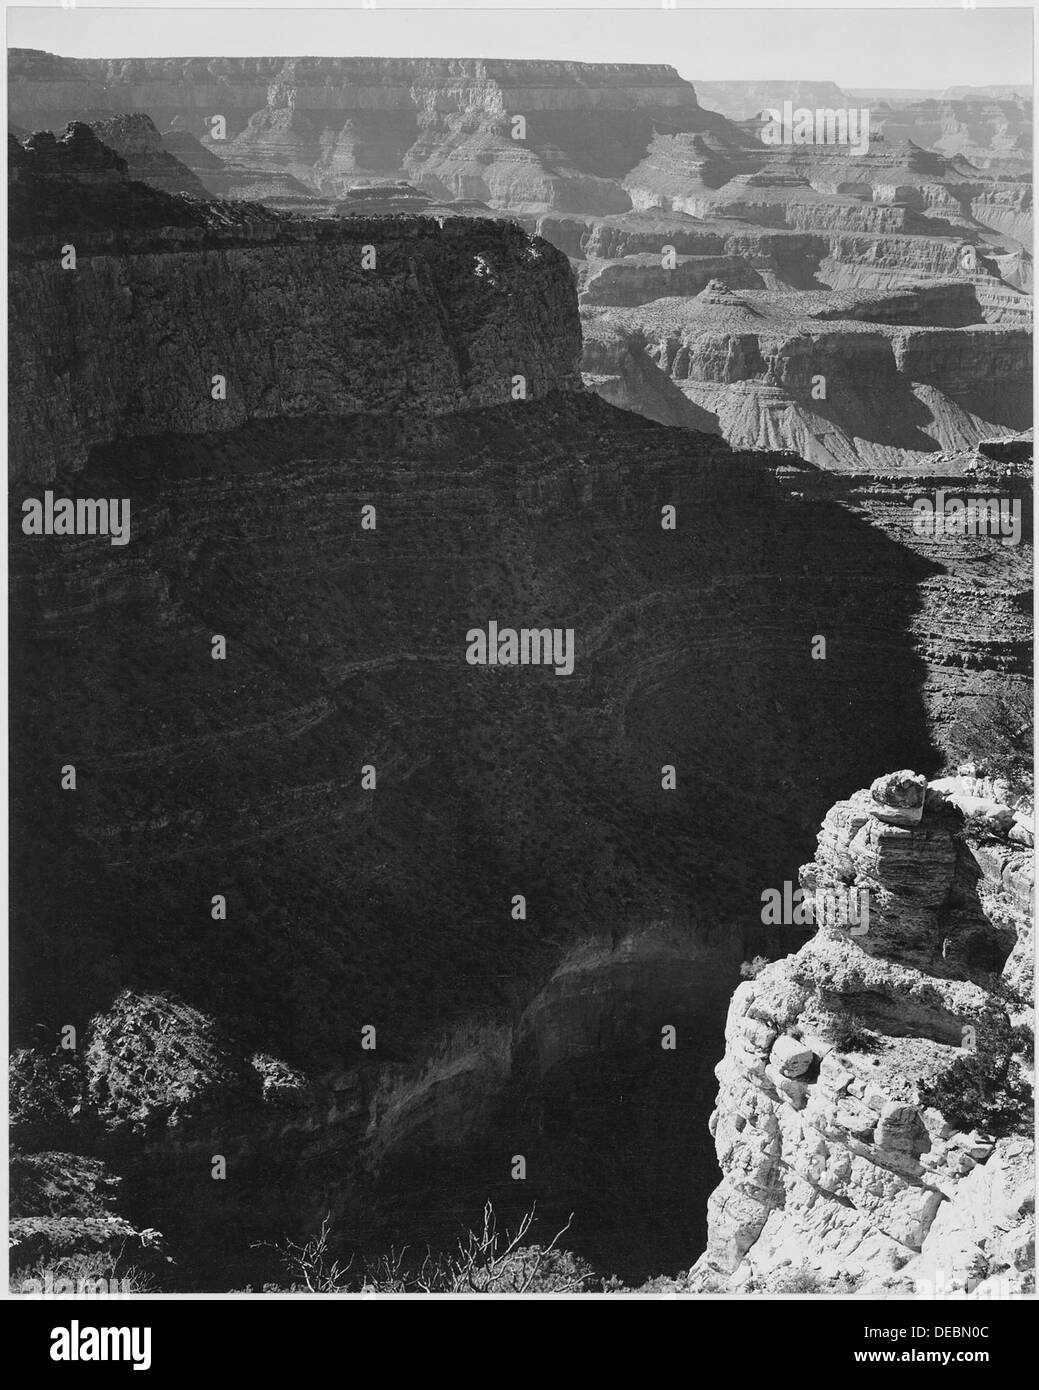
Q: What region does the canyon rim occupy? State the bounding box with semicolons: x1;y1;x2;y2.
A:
5;1;1035;1321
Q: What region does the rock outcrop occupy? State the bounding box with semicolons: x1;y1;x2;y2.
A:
690;773;1034;1296
87;113;208;195
581;282;1032;469
8;127;582;484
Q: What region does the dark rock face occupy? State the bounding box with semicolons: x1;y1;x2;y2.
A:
11;391;948;1062
8;122;257;240
87;113;208;196
16;120;127;177
8;153;582;484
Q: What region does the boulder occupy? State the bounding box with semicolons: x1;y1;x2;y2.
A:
769;1034;815;1078
946;794;1016;833
869;770;927;826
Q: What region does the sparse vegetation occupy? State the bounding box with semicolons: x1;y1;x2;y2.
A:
740;955;771;980
919;1053;1032;1138
11;1249;154;1296
265;1202;597;1294
826;1012;880;1054
944;686;1033;799
756;1266;864;1295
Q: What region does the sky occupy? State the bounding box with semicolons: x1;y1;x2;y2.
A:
4;3;1034;90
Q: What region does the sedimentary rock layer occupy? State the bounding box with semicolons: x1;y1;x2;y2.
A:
691;778;1033;1295
9;127;582;485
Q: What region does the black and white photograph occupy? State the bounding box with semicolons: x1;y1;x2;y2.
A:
3;0;1035;1351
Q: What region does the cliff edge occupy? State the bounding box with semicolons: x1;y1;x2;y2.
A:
690;770;1034;1296
9;122;582;484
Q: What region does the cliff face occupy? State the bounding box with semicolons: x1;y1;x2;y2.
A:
870;97;1032;171
12;218;579;485
693;82;1031;171
9;128;581;485
581;285;1032;469
692;81;849;122
87;113;208;196
10;51;1029;477
691;774;1034;1296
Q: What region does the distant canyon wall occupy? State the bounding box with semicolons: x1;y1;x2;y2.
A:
8;51;729;210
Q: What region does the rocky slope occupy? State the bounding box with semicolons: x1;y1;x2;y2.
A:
870;96;1032;173
582;280;1032;469
86;113;208;196
690;771;1033;1296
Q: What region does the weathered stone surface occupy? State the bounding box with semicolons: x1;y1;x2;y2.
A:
869;769;928;826
87;113;207;195
9;143;582;484
769;1035;815;1078
690;777;1033;1296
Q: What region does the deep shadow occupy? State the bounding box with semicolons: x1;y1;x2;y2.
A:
10;392;946;1283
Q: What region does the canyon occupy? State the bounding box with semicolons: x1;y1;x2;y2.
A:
10;49;1030;473
7;68;1033;1293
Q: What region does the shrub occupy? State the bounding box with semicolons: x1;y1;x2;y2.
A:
962;810;1009;843
943;686;1033;798
768;1267;863;1295
267;1202;597;1294
740;956;771;980
11;1250;154;1296
826;1012;880;1054
771;1268;826;1294
919;1054;1032;1138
